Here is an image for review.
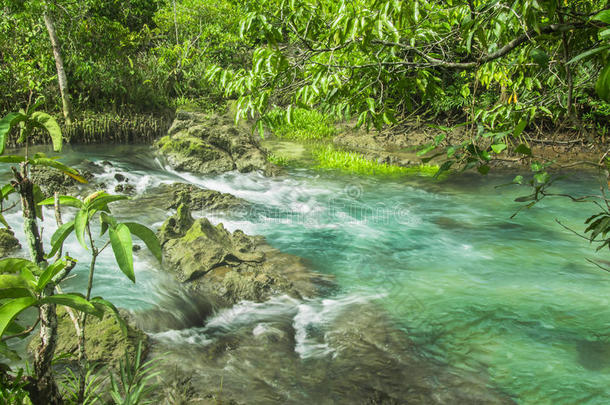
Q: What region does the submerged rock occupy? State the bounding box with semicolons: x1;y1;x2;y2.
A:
155;109;278;176
0;228;20;257
149;299;514;405
158;204;324;307
29;308;148;369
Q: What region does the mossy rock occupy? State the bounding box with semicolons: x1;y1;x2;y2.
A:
155;109;278;176
158;205;327;307
30;166;94;198
0;228;20;258
29;308;148;369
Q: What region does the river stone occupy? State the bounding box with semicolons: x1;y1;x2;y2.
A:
160;182;248;212
0;228;20;257
155;109;278;176
158;204;322;307
28;307;148;369
29;166;93;198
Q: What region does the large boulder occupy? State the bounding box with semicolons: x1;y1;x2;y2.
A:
0;228;20;257
158;205;325;307
155;109;278;176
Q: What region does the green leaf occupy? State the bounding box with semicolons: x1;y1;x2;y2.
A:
0;155;26;164
46;221;75;259
29;158;87;183
513;119;527;137
86;195;128;212
109;224;135;283
596;63;610;102
90;297;127;336
0;113;26;155
514;144;531;156
592;10;610;24
513;175;524;184
534;171;550;184
491;143;507;154
30;112;62;152
75;209;90;250
39;294;101;317
0;297;37;338
568;45;610;64
38;196;83;209
36;260;67;291
0;287;34;300
123;222;162;264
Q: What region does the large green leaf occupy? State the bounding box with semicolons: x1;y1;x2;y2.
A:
592;10;610;24
29;158;87;183
46;221;75;259
596;63;610;102
0;113;26;155
86;194;128;212
0;155;26;164
39;293;101;317
109;224;135;283
123;222;162;263
0;287;34;300
30;112;62;152
36;260;67;292
74;209;90;250
0;297;37;338
90;296;127;336
38;196;84;209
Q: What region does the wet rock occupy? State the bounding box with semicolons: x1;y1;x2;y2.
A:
114;173;126;182
160;182;248;212
155;109;278;176
30;166;93;197
158;205;324;307
150;300;513;405
115;183;135;195
0;228;20;257
29;307;148;368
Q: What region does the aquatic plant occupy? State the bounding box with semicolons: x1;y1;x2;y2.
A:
312;144;440;177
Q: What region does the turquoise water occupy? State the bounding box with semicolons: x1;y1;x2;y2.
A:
4;145;610;403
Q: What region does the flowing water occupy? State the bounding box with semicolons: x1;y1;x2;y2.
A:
4;145;610;403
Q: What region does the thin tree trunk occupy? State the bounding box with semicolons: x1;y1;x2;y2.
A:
13;165;62;404
43;11;73;125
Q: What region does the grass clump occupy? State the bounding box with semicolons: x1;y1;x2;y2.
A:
267;108;336;140
312;144;440;177
267;153;289;166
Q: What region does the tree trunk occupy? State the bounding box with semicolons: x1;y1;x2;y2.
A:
13;165;62;404
43;11;73;125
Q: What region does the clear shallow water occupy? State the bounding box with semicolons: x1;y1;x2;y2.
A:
3;145;610;403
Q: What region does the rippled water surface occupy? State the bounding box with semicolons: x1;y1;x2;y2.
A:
4;145;610;403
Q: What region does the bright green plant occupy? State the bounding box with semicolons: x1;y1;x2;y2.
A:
313;144;440;177
0;106;161;404
109;341;160;405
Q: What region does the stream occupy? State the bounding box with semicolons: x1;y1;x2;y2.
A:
3;144;610;404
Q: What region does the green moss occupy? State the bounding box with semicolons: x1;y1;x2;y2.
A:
268;108;336;141
312;144;441;177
